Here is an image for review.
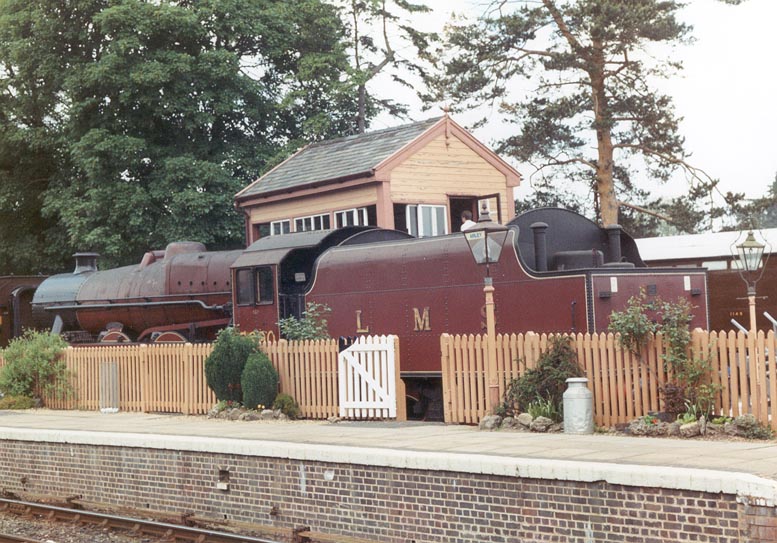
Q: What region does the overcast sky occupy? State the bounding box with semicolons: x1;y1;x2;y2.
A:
371;0;777;205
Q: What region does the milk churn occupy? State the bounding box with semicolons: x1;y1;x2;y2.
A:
563;377;594;434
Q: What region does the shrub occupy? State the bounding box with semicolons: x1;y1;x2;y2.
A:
0;330;69;400
241;351;279;410
676;411;697;425
502;335;582;416
610;293;720;418
278;302;331;340
608;291;658;354
527;397;561;422
735;414;774;440
660;382;686;416
273;393;301;419
0;395;36;410
745;424;773;440
204;328;259;402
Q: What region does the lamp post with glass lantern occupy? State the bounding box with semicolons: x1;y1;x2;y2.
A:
734;231;767;333
464;203;509;412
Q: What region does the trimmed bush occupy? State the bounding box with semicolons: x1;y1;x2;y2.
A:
204;328;258;402
0;330;69;400
273;393;301;419
241;351;279;410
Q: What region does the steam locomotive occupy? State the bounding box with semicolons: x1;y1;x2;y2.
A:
5;208;709;413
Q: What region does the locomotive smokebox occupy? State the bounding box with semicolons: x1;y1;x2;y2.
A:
31;252;100;332
73;252;99;274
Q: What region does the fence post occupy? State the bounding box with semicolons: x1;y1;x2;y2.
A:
440;334;451;423
139;344;148;413
183;343;193;415
393;336;406;422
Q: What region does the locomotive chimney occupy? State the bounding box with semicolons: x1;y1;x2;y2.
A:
73;252;99;274
530;222;549;272
605;225;622;263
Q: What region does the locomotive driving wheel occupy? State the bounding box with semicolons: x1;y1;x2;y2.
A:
152;331;188;343
99;330;132;343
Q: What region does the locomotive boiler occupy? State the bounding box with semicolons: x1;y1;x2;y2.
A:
31;242;241;343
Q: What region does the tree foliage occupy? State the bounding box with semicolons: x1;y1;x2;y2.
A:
337;0;437;132
725;173;777;231
438;0;728;227
0;0;359;271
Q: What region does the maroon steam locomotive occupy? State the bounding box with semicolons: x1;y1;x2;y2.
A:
19;208;709;415
13;208;710;416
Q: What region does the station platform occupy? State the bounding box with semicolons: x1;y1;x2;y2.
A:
1;409;777;500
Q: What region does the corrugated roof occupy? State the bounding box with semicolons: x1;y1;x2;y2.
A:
635;229;777;262
237;117;442;199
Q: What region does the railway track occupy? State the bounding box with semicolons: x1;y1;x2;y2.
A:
0;498;283;543
0;534;41;543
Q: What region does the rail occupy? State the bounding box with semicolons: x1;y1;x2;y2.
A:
0;498;280;543
0;498;383;543
0;534;41;543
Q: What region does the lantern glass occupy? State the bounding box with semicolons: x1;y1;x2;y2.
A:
736;231;765;273
465;229;509;264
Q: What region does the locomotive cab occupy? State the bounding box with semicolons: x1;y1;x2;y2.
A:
231;227;412;337
0;276;46;347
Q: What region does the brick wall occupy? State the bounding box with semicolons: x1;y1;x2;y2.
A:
0;440;767;542
744;504;777;543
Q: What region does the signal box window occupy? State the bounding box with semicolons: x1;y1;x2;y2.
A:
236;267;274;305
406;204;447;237
271;220;290;236
294;213;331;232
335;207;369;228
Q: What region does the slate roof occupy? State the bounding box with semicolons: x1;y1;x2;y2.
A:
237;117;443;199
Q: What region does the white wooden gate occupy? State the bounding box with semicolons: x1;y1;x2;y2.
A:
338;335;399;419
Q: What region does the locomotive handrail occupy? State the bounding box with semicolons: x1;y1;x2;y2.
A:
43;300;229;312
730;318;748;335
764;311;777;334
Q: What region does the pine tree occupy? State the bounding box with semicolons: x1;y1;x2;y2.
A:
438;0;736;227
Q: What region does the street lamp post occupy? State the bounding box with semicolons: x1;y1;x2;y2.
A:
464;203;509;412
734;230;767;333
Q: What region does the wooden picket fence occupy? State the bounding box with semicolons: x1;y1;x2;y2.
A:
441;329;777;428
265;339;340;419
0;340;343;419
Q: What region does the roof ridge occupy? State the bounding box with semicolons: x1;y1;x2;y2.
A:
303;116;443;150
